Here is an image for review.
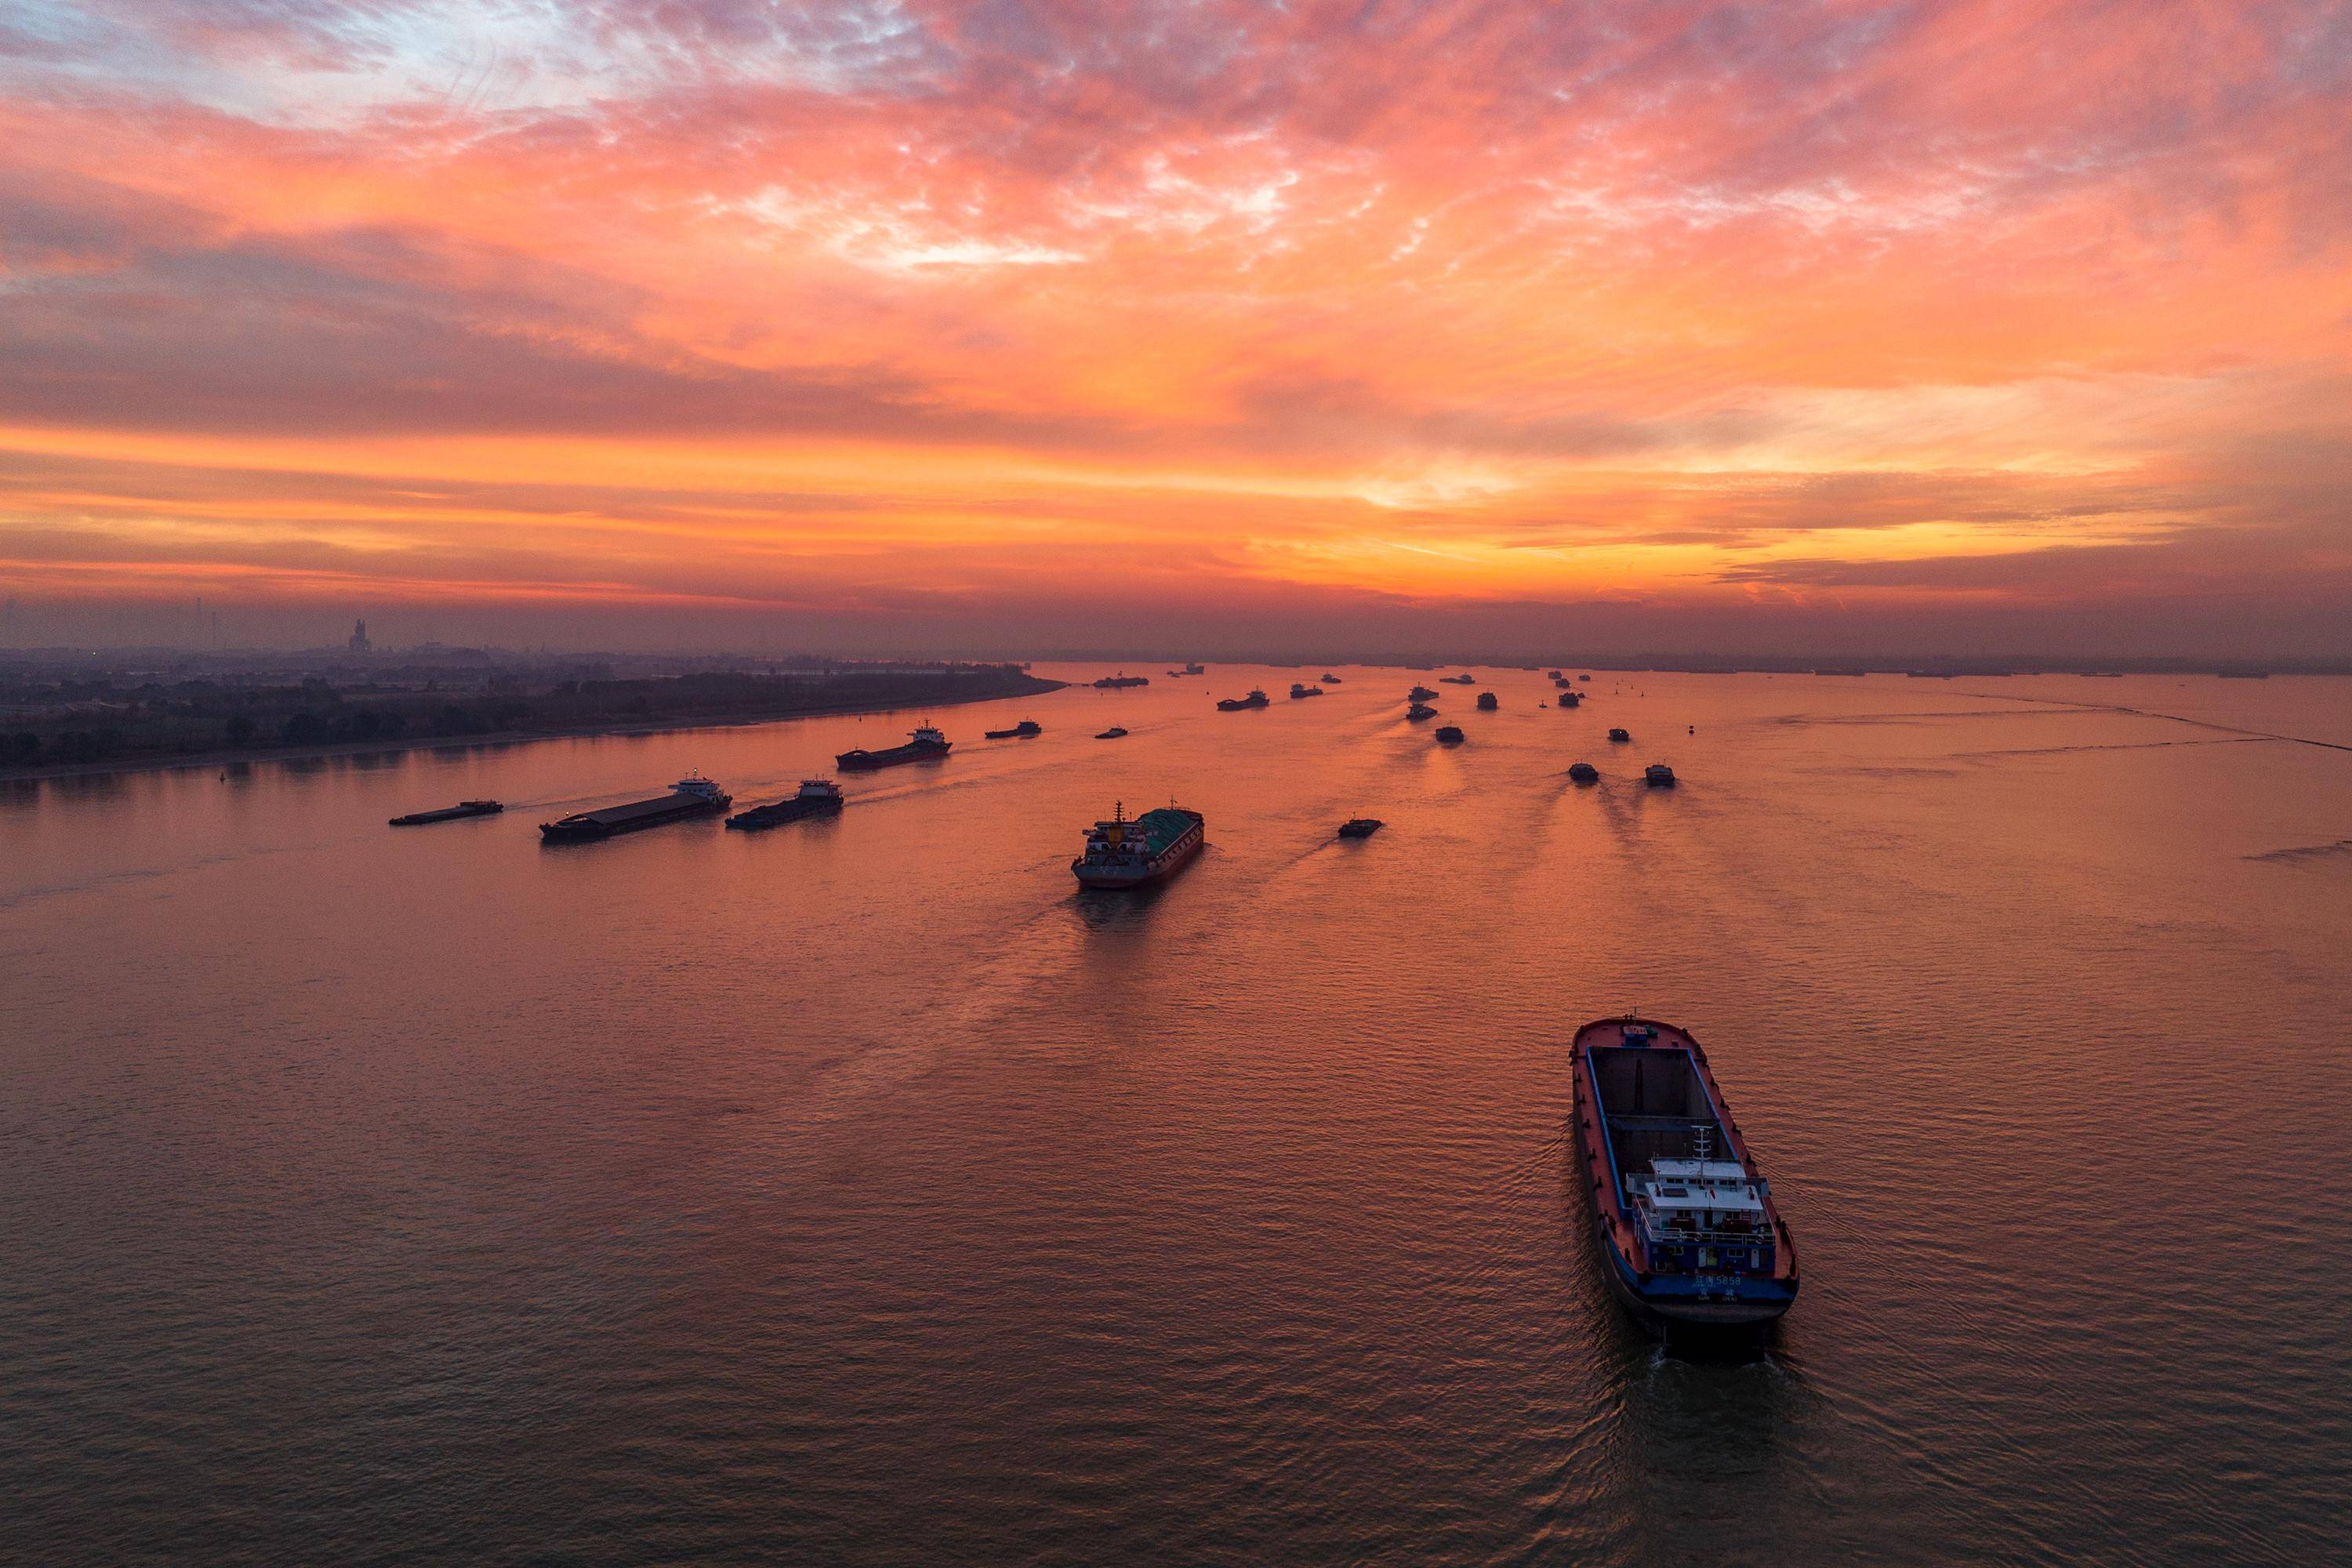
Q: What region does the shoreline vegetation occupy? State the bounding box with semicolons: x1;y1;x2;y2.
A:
2;662;1064;782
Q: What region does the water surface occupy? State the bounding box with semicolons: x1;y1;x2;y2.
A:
7;667;2350;1565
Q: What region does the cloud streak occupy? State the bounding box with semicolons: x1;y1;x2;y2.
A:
2;0;2349;652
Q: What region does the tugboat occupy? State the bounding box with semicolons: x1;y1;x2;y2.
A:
727;779;845;830
390;799;502;826
1608;727;1632;743
837;722;952;771
1320;673;1343;684
1288;682;1323;699
541;775;730;843
1440;673;1476;685
985;719;1043;739
1218;689;1271;711
1570;1017;1798;1337
1645;764;1677;787
1096;726;1128;739
1093;672;1150;688
1568;762;1600;783
1337;817;1384;839
1435;725;1465;745
1408;684;1439;702
1406;703;1439;722
1475;691;1499;712
1073;801;1206;889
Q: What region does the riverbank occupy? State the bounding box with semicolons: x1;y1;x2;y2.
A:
1;673;1066;784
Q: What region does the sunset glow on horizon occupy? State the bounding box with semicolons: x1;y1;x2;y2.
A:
4;0;2350;655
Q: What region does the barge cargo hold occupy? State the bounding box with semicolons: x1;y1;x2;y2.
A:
1570;1017;1798;1336
540;775;729;843
1072;802;1205;889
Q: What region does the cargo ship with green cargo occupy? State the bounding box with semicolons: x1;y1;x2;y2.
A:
1072;802;1206;890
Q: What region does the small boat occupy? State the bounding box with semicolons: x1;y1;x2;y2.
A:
727;779;845;830
1288;682;1323;699
1577;674;1590;682
1548;670;1563;680
1568;762;1599;783
1406;703;1438;721
1217;689;1271;711
1475;691;1498;712
1182;662;1206;675
1608;728;1631;743
1408;685;1439;702
390;799;503;827
1559;691;1581;708
1570;1017;1798;1337
1435;725;1465;745
1645;764;1677;787
1337;817;1383;839
1320;673;1342;684
1096;726;1129;739
984;719;1043;739
1440;673;1476;685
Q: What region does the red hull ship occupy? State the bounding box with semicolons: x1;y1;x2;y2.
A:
1570;1017;1798;1337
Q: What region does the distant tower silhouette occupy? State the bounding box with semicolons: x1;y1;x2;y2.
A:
349;618;372;653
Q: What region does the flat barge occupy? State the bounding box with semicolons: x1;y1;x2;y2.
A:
540;775;729;843
390;799;501;826
1570;1017;1798;1336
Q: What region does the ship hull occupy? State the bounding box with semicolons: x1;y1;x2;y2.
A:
1570;1016;1798;1338
836;742;951;771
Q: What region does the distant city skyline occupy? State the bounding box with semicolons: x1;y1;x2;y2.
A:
3;2;2348;658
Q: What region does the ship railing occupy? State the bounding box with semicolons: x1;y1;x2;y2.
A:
1635;1217;1774;1249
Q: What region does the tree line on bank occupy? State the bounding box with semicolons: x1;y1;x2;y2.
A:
3;666;1055;770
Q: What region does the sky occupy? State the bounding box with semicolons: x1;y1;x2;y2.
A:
2;0;2349;658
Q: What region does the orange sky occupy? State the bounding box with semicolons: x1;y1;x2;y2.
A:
2;0;2349;655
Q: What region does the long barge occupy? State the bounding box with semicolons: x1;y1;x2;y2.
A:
390;799;502;826
1570;1016;1798;1336
540;775;730;843
837;723;950;771
726;779;844;831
